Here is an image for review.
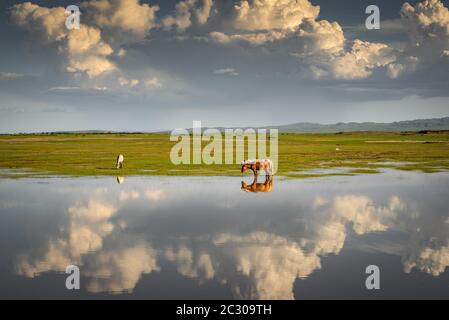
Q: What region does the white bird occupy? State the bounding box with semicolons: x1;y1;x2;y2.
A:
116;154;124;169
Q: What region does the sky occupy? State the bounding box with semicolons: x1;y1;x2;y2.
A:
0;0;448;133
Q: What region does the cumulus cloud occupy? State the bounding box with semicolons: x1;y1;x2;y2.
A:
398;0;449;72
85;243;159;293
208;0;321;46
207;0;400;81
10;1;162;78
401;0;449;50
9;0;449;88
403;242;449;276
14;189;161;293
386;55;419;79
65;25;116;77
15;198;118;277
319;0;449;80
15;181;449;298
207;0;449;82
295;18;345;56
162;195;406;299
10;2;67;40
329;40;397;80
333;195;403;234
165;246;215;281
81;0;159;38
162;0;213;33
10;2;116;78
195;0;214;24
233;0;319;31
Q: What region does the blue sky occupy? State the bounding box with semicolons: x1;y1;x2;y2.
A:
0;0;448;132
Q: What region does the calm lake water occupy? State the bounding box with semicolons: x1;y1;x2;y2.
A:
0;170;448;299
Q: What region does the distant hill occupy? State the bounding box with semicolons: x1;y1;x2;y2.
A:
176;117;449;134
4;117;449;135
266;117;449;133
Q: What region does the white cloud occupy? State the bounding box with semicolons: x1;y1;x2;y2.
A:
65;25;116;78
81;0;159;38
145;77;163;88
213;68;239;76
333;195;403;234
209;30;288;45
118;77;140;87
330;40;397;80
207;0;397;82
386;55;419;78
208;0;449;82
0;72;24;80
10;2;116;78
296;19;345;56
116;48;127;57
401;0;449;49
321;0;449;80
403;242;449;276
233;0;319;31
195;0;213;24
399;0;449;68
163;0;213;33
10;2;67;40
144;188;165;201
10;1;163;79
165;246;215;280
119;190;140;202
15;198;118;277
85;243;160;293
212;232;322;299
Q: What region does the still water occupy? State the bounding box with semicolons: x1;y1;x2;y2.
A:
0;170;448;299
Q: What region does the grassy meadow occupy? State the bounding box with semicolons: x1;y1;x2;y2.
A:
0;131;448;178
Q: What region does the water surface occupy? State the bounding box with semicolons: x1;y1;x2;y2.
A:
0;170;448;299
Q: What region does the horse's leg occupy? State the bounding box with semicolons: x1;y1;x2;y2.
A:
267;167;273;179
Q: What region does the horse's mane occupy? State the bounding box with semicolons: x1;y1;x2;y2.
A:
241;159;271;165
241;159;257;165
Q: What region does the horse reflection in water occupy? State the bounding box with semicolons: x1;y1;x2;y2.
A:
241;176;273;193
241;159;274;193
116;176;125;184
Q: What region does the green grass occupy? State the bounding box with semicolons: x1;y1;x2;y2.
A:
0;131;448;178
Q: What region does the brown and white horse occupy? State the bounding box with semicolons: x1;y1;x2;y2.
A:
241;159;273;177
